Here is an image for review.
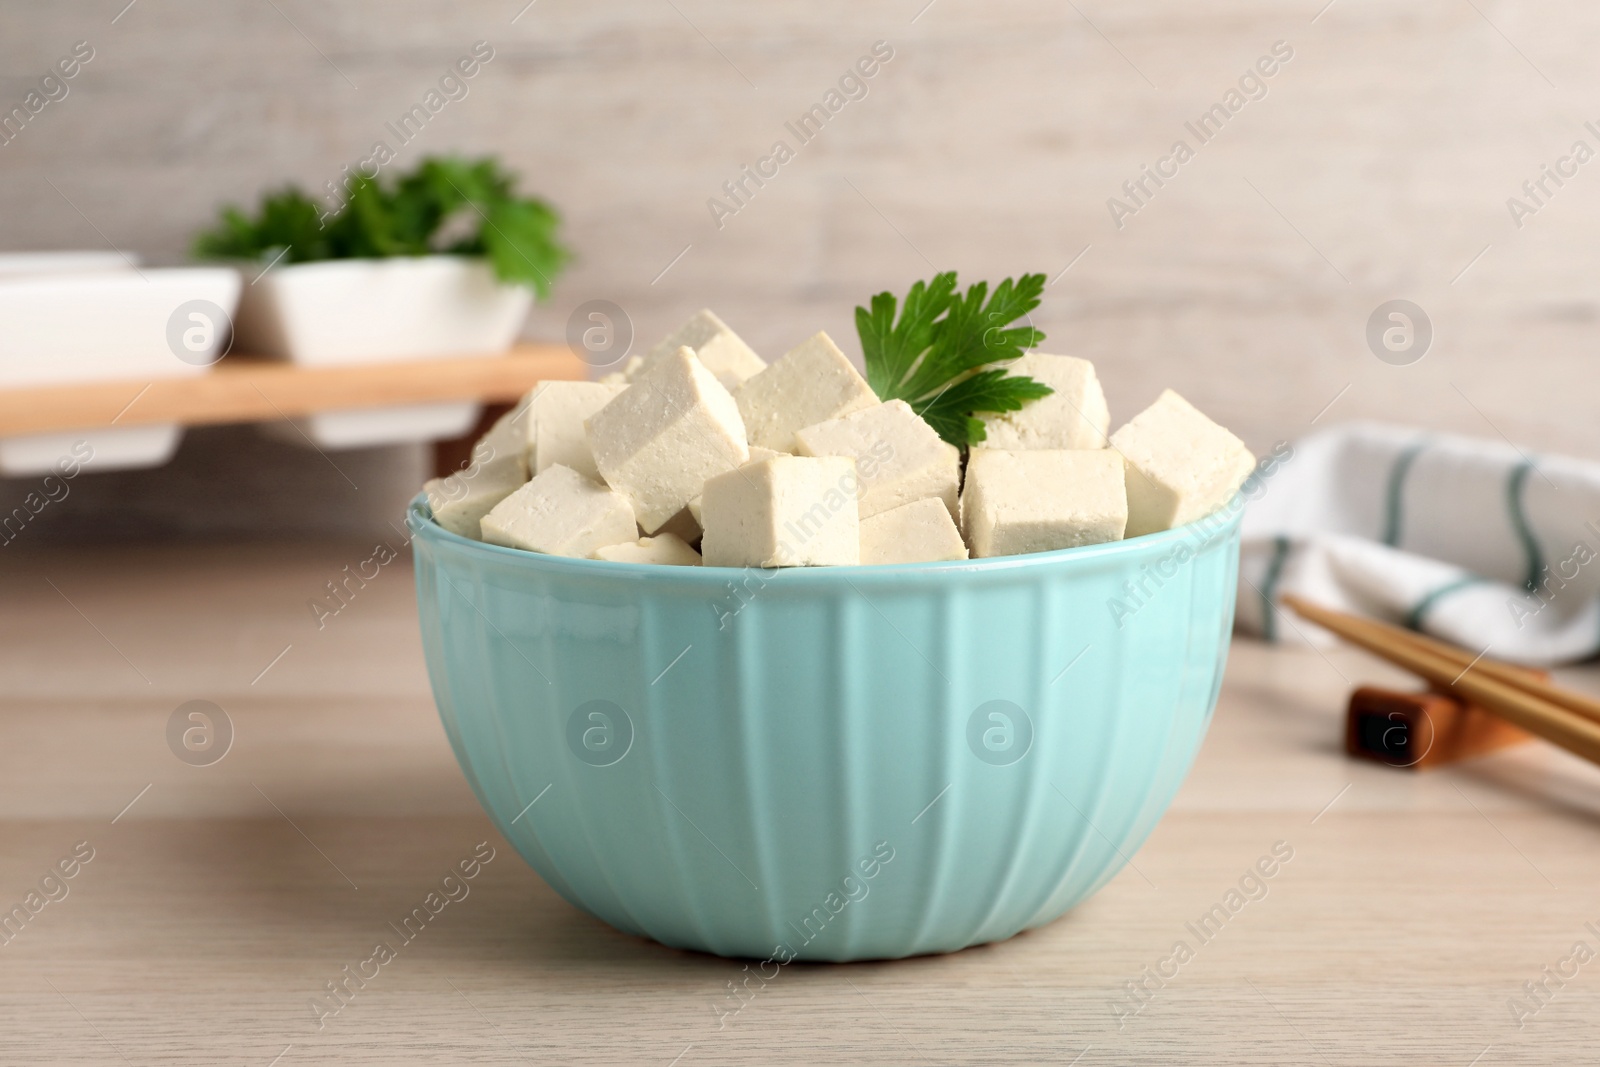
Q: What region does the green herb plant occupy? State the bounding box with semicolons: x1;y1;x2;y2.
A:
193;156;569;297
855;272;1054;449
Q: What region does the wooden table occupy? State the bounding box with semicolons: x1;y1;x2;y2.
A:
3;541;1597;1065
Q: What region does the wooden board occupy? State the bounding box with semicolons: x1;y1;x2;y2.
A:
0;344;586;435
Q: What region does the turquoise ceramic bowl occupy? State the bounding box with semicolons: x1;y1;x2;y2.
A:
409;494;1240;962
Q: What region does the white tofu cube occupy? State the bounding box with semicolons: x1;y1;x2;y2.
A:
687;448;783;529
585;347;750;533
794;399;959;520
642;309;767;390
425;476;515;541
592;533;703;566
1108;389;1255;537
701;456;860;567
961;449;1126;558
480;464;637;557
524;380;628;481
598;355;644;387
733;332;879;453
860;498;969;565
424;402;531;539
973;353;1110;451
655;506;702;546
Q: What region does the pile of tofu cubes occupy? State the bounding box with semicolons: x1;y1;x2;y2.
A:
424;310;1256;568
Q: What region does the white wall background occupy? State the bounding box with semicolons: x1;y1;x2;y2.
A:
3;0;1598;537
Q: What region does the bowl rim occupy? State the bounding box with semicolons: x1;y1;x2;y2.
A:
407;491;1244;585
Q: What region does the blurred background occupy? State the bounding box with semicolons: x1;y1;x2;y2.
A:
5;0;1597;541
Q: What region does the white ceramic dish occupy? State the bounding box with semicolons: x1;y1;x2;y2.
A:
0;261;240;476
0;426;183;477
0;265;240;387
231;256;532;366
259;401;481;451
232;256;528;451
0;251;138;276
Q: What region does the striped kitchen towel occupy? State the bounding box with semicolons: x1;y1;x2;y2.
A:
1236;422;1600;665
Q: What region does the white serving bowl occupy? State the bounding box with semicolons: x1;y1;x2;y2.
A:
232;255;531;365
233;256;531;450
0;251;137;276
0;260;240;476
0;426;184;477
0;264;239;387
258;401;482;451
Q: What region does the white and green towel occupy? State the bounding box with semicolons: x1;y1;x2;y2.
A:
1236;422;1600;666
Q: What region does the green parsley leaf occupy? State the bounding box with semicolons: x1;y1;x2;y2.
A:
856;273;958;397
191;187;330;264
855;272;1053;449
192;156;571;298
915;368;1055;447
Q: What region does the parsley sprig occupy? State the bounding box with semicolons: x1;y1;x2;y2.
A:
193;156;569;298
855;272;1054;448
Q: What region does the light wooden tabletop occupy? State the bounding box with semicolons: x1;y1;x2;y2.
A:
3;540;1598;1066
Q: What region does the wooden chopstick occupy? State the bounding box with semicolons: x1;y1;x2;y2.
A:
1384;626;1546;685
1279;592;1600;723
1375;617;1600;727
1280;593;1600;767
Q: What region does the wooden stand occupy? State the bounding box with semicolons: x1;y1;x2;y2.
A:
0;343;585;434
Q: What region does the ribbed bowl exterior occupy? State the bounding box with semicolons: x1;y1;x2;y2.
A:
408;495;1240;961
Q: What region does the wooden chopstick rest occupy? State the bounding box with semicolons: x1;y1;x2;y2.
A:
1281;593;1600;769
1346;686;1531;770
